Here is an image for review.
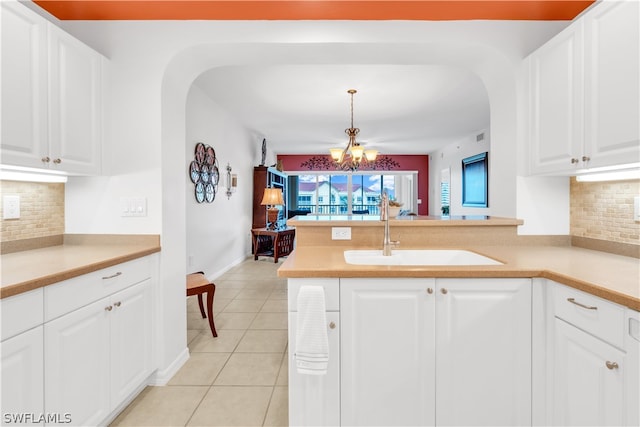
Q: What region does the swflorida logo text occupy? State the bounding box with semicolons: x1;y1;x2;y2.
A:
3;413;72;424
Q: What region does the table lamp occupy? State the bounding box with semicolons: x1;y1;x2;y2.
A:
261;188;284;229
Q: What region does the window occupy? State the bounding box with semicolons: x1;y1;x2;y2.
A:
288;173;414;215
462;152;488;208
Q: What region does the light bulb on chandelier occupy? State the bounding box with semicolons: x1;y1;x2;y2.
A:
329;89;378;171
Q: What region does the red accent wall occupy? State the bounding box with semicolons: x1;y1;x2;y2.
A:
277;154;429;215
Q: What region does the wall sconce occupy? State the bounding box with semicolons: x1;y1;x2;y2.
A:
225;163;237;199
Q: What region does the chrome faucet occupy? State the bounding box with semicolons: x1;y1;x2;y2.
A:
380;190;398;256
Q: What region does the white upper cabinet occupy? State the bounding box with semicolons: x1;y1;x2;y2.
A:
528;21;584;174
47;25;104;175
527;0;639;175
0;1;104;175
0;1;48;167
583;0;640;169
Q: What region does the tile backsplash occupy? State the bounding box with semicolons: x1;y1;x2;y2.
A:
0;180;65;242
570;177;640;245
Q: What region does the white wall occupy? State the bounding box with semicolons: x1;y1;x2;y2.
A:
430;130;490;216
185;85;253;277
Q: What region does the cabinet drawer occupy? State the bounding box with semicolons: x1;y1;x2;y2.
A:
288;278;339;311
1;288;44;341
44;256;151;322
553;282;625;348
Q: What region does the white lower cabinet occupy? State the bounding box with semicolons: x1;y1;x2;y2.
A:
552;318;625;426
341;278;435;427
340;277;531;427
1;326;44;426
288;311;340;426
435;278;532;426
45;279;153;426
45;296;111;426
548;281;639;426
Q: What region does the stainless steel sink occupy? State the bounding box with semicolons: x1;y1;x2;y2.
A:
343;249;503;266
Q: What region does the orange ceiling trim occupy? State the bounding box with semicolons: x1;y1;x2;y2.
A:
32;0;595;21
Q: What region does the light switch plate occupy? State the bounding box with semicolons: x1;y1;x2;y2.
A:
120;197;147;217
331;227;351;240
3;195;20;219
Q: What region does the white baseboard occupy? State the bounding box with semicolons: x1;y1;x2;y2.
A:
148;347;190;386
208;255;251;281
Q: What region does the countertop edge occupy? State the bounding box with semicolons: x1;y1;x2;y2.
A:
276;247;640;312
1;246;161;299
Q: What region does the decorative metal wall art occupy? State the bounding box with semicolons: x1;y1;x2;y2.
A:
300;155;400;171
189;142;219;203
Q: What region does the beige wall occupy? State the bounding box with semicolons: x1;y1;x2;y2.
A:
570;178;640;246
0;180;65;242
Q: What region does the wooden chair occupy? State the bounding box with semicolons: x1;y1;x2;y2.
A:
186;272;217;337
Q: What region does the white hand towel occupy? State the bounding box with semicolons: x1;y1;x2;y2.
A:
295;285;329;375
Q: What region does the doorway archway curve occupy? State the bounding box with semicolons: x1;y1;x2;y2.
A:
158;40;516;372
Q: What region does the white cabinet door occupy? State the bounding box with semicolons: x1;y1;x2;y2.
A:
110;279;153;409
529;21;584;174
552;317;626;426
435;278;532;426
1;326;44;425
288;311;340;427
0;1;48;169
48;25;103;175
583;0;640;169
45;298;110;426
341;278;436;427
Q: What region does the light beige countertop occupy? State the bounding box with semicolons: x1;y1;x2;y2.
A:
1;234;161;299
277;245;640;311
288;215;523;227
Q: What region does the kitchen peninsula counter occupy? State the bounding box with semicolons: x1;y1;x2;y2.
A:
278;245;640;310
1;234;161;298
280;215;640;311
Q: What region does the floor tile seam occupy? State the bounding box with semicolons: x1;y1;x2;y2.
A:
182;384;213;427
261;384;278;427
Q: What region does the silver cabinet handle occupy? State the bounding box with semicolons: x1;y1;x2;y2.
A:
113;301;122;307
582;155;591;162
571;158;579;164
329;322;336;329
606;361;618;370
53;158;62;164
105;305;113;311
567;298;597;310
41;156;50;163
427;288;433;294
441;288;448;295
102;272;122;280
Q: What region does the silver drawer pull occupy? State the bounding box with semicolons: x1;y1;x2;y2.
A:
102;272;122;280
329;322;336;329
113;301;122;307
105;305;113;311
606;361;618;370
567;298;597;310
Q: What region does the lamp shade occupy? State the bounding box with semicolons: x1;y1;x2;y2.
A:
260;188;284;206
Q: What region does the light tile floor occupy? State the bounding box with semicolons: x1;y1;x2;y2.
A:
111;258;289;427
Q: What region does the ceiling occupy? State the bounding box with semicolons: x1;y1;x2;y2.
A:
31;0;595;156
32;1;595;21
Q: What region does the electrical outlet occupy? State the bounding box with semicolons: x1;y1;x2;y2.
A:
331;227;351;240
3;195;20;219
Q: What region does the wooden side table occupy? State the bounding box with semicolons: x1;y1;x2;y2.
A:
251;227;296;263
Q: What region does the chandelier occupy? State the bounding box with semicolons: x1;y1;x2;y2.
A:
329;89;378;171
